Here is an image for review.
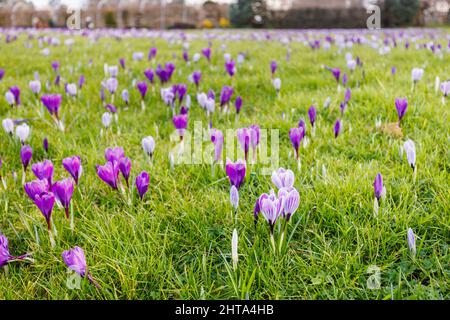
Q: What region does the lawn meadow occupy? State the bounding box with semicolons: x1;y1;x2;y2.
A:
0;28;448;300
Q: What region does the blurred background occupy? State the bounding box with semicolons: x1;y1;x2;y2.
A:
0;0;449;29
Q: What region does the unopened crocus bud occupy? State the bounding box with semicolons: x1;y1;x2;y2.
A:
135;171;149;200
16;123;30;144
43;137;49;153
230;185;239;211
407;228;416;257
2;118;14;135
29;80;41;94
235;96;242;114
102;112;112;128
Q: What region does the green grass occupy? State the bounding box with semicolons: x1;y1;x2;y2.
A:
0;30;449;300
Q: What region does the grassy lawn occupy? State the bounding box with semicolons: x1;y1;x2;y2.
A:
0;29;448;299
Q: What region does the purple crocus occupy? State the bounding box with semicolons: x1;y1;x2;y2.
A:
31;160;54;185
62;246;101;288
144;69;154;84
237;128;251;161
0;233;29;268
258;190;284;233
137;81;148;100
210;128;224;162
270;60;277;75
24;179;49;201
53;178;74;219
391;66;397;75
308;105;316;127
326;66;341;83
249;124;260;160
225;60;236;77
105;104;117;113
374;173;383;202
202;47;211;61
119;58;125;69
43;137;49;153
172;114;188;140
220;86;234;108
235;96;242;114
104;147;125;163
96;161;119;190
34;191;55;230
334;119;341;138
289;127;304;160
51;61;60;72
192;71;201;88
63;156;82;185
342;73;348;86
395;98;408;124
78;75;85;89
0;69;4;81
106;78;118;94
41;94;62;117
135;171;149;200
278;187;300;222
9;86;21;105
20;145;32;171
344;87;351;104
148;47;157;60
225;159;246;189
183;51;189;62
118;157;131;188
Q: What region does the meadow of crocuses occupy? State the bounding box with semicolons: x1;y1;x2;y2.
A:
0;28;448;300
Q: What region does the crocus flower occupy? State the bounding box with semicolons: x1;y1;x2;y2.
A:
51;61;60;72
78;75;85;89
326;66;341;83
249;124;260;156
395;98;408;124
148;47;157;60
5;91;14;106
344;87;351;104
29;80;41;94
225;60;236;77
220;86;233;107
373;173;383;201
347;59;357;71
403;139;416;170
24;179;49;201
334;119;341;138
235;96;242;114
407;228;416;256
278;187;299;222
104;147;125;163
118;157;131;187
237;128;250;161
270;60;277;75
135;171;149;200
62;156;82;185
259;189;284;233
142;136;155;158
144;69;154;84
192;71;201;87
271;168;294;189
106;77;118;94
62;246;101;288
43;137;49;153
440;81;450;97
342;73;348;86
308;105;316;127
121;89;129;105
182;51;189;62
411;68;424;82
53;178;74;218
102;112;112;128
41;94;62;117
16;123;30;144
54;75;60;86
230;185;239;211
66;83;77;97
201;47;211;61
137;81;148;100
210;129;223;162
289;127;304;159
172;114;188;140
225;158;246;189
20;145;32;171
31;160;54;185
391;66;397;75
0;233;29;268
2;118;14;135
119;58;125;69
96;161;119;190
0;69;4;81
34;191;55;230
8;86;20;105
105;104;117;113
273;78;281;93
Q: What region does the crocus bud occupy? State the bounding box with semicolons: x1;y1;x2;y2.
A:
273;78;281;92
53;178;74;219
29;80;41;94
403;139;416;170
5;91;14;106
231;229;238;271
230;185;239;211
43;137;49;153
102;112;112;128
411;68;424;82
